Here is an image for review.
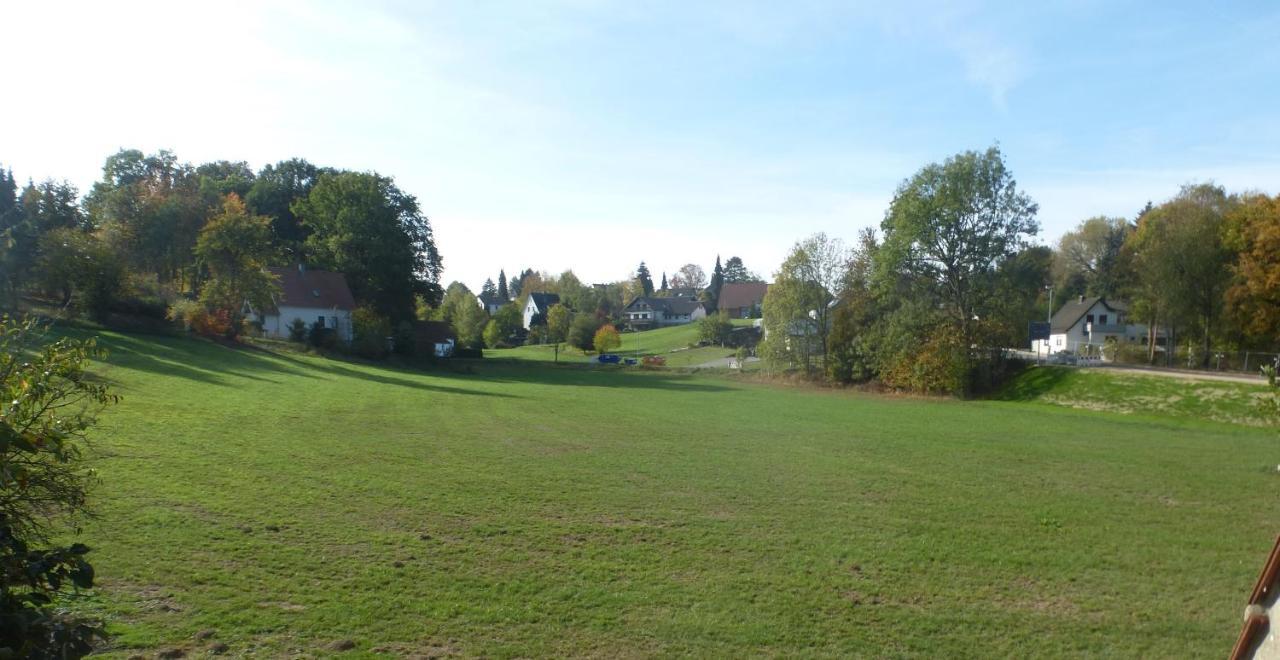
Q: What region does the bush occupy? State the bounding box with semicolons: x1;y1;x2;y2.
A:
308;323;338;350
288;318;308;343
568;315;602;353
0;316;114;657
393;321;415;355
165;301;231;338
165;299;204;331
881;329;968;395
593;324;621;354
351;307;392;358
697;312;733;346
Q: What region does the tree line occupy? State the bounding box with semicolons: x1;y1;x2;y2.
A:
761;146;1280;394
435;254;763;354
0;150;443;338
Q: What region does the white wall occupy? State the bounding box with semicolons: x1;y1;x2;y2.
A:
260;305;353;342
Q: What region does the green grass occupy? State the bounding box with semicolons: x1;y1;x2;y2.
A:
62;330;1280;656
1000;365;1276;427
489;320;753;367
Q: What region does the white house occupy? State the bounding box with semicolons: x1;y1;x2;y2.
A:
1032;296;1160;358
250;265;356;342
523;292;561;329
622;296;707;329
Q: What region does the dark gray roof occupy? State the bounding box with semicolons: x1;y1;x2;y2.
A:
626;296;705;315
1051;296;1127;332
527;292;560;312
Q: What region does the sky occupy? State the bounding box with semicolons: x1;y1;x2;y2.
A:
3;1;1279;292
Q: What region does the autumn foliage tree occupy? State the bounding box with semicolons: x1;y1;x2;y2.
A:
1224;193;1280;347
592;324;621;354
194;194;279;334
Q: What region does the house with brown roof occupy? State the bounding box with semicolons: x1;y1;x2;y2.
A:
718;282;769;318
251;264;357;342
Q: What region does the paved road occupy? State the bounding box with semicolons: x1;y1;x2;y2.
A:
1081;363;1267;385
696;356;761;369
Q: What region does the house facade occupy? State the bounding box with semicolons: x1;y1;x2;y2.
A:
1032;296;1161;357
522;292;560;329
478;293;506;315
252;265;357;342
718;282;768;318
623;296;707;329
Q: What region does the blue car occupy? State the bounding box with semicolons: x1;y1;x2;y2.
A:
597;354;621;364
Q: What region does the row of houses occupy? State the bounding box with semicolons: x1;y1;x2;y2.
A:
522;282;770;331
247;266;775;349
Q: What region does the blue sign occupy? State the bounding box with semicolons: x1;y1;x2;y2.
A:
1029;322;1051;341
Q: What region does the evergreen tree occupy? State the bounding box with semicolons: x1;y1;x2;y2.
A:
660;272;668;291
706;255;725;312
722;256;762;283
481;278;498;300
635;261;654;297
497;269;509;300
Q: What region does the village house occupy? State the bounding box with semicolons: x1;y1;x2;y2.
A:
718;282;768;318
623;296;707;329
478;293;506;315
1032;296;1162;357
251;264;356;342
522;292;560;329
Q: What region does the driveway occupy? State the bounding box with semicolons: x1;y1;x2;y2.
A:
696;356;761;369
1084;363;1268;385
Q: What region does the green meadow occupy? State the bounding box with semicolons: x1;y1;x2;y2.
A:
68;329;1279;657
488;319;753;367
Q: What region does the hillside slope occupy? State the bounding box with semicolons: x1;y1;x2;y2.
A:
997;365;1276;427
54;330;1280;656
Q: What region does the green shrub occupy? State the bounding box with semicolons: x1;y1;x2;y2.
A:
288;318;308;343
351;307;392;358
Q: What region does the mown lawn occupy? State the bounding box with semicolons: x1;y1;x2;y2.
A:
1000;365;1276;427
68;330;1280;657
489;319;753;367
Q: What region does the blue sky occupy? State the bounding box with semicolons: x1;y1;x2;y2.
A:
3;1;1279;291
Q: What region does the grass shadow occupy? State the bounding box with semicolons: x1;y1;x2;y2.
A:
992;366;1074;401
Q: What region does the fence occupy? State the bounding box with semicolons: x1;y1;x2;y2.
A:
1032;339;1279;376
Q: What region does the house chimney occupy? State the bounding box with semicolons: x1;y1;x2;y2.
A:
1078;295;1084;304
298;263;306;274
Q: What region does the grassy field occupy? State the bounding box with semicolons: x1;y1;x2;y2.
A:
488;320;753;368
62;330;1280;656
1000;365;1276;427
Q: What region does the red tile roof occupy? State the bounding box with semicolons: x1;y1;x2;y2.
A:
266;266;356;312
717;282;768;310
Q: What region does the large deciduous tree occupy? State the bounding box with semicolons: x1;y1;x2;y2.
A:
761;233;848;375
877;146;1039;348
245;158;331;257
1224;193;1280;346
1126;184;1233;365
86;149;206;287
671;263;707;290
1053;216;1132;299
293;171;443;321
193;194;279;333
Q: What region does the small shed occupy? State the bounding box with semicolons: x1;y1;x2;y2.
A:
413;321;457;358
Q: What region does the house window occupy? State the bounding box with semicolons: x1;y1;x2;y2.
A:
1099;314;1108;325
316;316;326;328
